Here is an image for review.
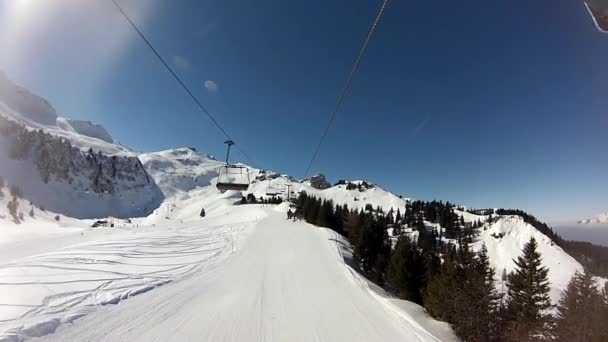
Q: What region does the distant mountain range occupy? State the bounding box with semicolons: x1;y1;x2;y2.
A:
578;212;608;224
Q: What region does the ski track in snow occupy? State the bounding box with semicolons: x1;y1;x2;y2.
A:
0;215;256;342
1;207;455;342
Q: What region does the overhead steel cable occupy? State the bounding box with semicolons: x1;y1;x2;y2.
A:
299;0;390;190
110;0;255;165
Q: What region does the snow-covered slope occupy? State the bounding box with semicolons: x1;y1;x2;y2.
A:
139;148;223;198
56;117;114;144
473;216;583;303
578;212;608;224
248;173;411;212
0;204;456;342
138;148;411;214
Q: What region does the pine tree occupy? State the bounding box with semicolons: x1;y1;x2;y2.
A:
460;244;500;341
7;197;19;222
424;245;460;322
386;235;426;304
504;237;552;341
555;270;604;342
29;206;35;218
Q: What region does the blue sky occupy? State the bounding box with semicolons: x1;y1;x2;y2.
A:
0;0;606;222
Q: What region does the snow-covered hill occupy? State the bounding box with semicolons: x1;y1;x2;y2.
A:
578;212;608;224
248;173;411;212
473;215;583;303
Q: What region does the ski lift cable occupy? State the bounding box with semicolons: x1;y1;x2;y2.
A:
297;0;390;192
110;0;256;165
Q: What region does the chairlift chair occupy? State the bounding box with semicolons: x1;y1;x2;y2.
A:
265;179;278;196
217;164;250;191
585;0;608;33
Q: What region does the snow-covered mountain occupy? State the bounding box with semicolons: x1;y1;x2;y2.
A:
0;74;161;218
0;72;128;155
578;212;608;224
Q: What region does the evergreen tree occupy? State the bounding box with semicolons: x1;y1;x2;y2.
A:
455;244;500;341
386;235;426;304
555;271;605;342
6;197;19;222
29;206;35;218
424;245;460;322
200;208;206;217
344;210;364;246
504;237;552;341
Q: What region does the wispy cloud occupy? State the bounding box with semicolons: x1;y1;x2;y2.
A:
408;114;431;141
414;115;431;133
172;55;190;70
204;80;218;92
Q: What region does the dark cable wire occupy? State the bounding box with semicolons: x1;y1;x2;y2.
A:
299;0;390;189
111;0;257;165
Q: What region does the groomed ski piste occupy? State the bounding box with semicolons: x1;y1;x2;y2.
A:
0;195;456;341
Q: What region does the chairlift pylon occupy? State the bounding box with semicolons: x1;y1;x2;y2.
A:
216;140;250;192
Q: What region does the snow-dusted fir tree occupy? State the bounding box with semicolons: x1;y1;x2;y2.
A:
555;270;605;341
504;237;552;341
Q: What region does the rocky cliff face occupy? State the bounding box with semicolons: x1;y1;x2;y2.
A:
0;115;163;218
304;173;331;190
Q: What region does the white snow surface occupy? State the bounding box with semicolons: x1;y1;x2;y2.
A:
0;200;456;341
55;118;114;144
473;216;584;303
248;174;411;212
139;148;223;198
